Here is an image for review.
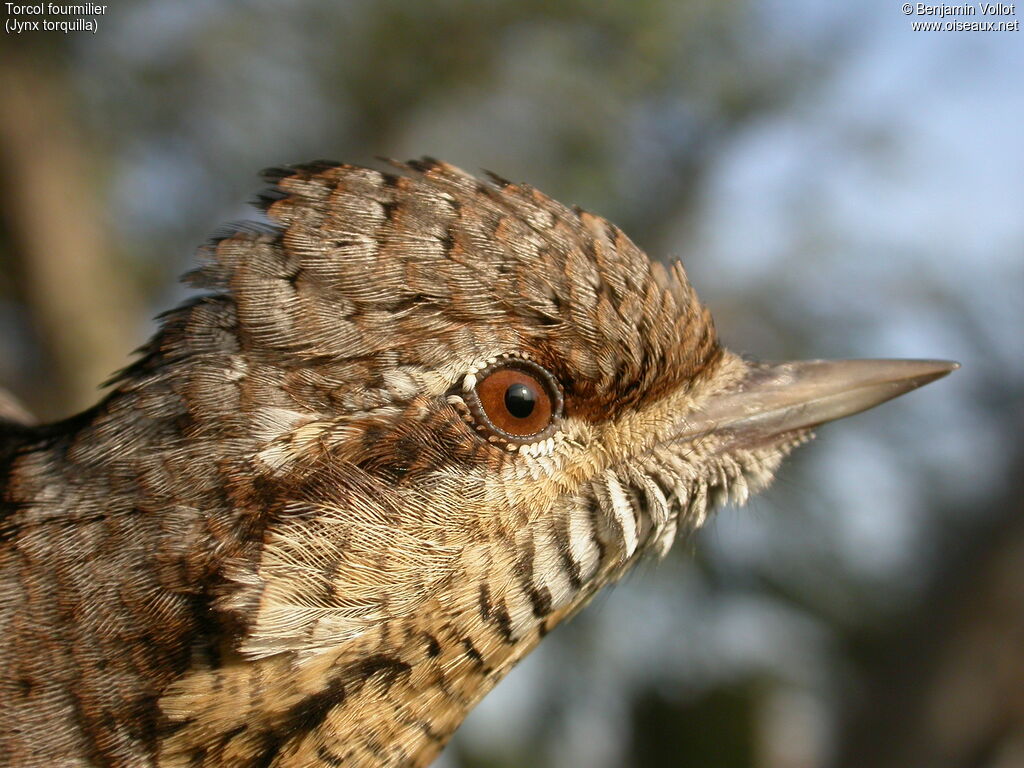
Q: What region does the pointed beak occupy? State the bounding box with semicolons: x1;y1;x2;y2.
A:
680;359;959;443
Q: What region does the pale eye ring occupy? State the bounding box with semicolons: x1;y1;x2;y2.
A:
462;358;563;444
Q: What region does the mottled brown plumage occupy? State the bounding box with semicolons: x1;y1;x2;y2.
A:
0;159;955;767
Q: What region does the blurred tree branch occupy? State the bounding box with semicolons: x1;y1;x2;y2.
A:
0;45;142;419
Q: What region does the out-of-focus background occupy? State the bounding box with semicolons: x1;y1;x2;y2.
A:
1;2;1022;766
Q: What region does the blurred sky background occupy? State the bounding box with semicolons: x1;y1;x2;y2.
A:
1;2;1022;767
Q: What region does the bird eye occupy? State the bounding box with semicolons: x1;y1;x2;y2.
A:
464;359;563;444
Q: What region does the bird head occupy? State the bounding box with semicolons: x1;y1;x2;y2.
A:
154;159;955;766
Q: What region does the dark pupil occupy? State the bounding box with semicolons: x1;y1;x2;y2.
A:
504;383;536;419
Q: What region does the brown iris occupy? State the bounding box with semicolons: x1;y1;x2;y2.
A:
466;359;562;443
